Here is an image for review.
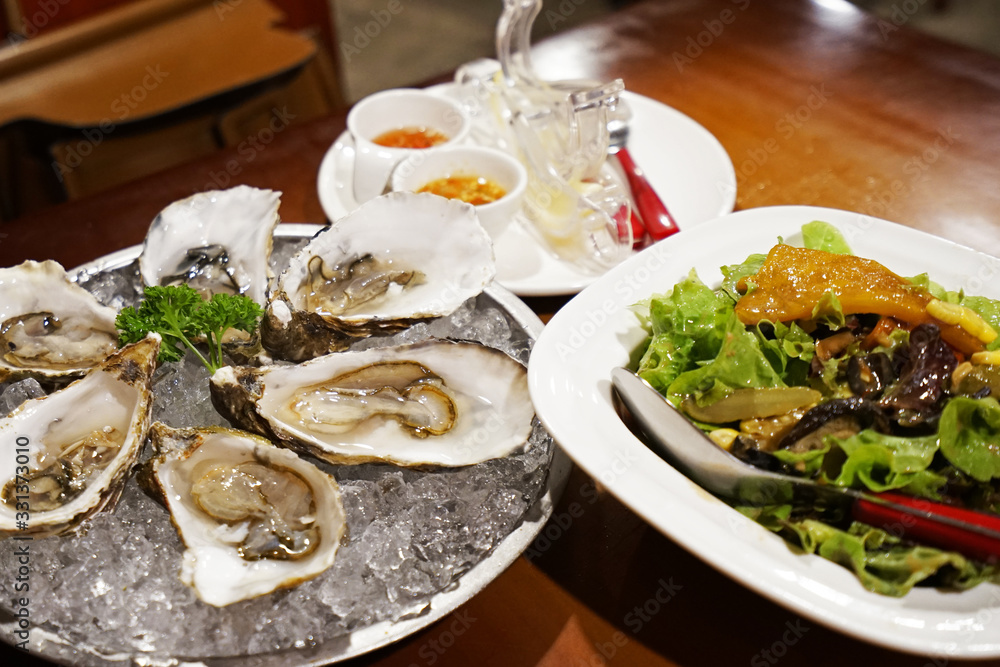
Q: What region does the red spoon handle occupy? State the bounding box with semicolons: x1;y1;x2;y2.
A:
628;209;647;248
853;492;1000;563
615;147;680;241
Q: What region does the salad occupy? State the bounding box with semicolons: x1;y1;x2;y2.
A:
635;221;1000;596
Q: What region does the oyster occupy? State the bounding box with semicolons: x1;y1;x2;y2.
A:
139;185;281;305
261;192;495;361
0;260;119;382
210;340;534;467
142;423;345;607
0;335;159;538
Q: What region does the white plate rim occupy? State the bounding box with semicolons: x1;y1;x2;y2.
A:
527;204;1000;659
317;90;737;297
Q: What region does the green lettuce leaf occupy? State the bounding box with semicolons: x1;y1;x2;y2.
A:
720;253;766;302
957;295;1000;351
666;311;787;407
791;521;994;597
801;220;853;254
637;270;730;396
825;430;946;495
734;512;998;596
938;396;1000;482
772;445;830;478
811;290;847;330
904;272;937;295
737;504;793;528
752;320;814;387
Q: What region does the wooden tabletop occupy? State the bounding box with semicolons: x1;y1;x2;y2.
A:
4;0;1000;665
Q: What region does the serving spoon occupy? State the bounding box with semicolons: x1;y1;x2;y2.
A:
610;367;1000;563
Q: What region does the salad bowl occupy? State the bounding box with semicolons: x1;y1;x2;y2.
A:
528;205;1000;658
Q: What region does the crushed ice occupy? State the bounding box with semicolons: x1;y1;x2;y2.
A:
0;378;45;417
0;237;553;663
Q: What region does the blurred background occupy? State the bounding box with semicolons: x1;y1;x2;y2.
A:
340;0;1000;101
0;0;997;223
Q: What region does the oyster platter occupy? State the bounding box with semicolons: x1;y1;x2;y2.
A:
0;186;564;665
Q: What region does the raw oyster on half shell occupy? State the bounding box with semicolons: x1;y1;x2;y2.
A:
0;260;120;382
261;192;495;361
139;186;281;305
0;334;159;538
141;423;346;607
210;340;533;467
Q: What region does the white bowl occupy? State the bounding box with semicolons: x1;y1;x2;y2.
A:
390;145;527;240
347;88;470;203
528;205;1000;658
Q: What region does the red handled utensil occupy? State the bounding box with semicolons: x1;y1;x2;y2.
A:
611;368;1000;563
608;120;680;242
853;492;1000;563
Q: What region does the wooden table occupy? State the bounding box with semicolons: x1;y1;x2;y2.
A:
0;0;315;129
4;0;1000;665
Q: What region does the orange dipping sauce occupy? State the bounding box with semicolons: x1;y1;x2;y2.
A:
417;175;507;206
373;126;449;149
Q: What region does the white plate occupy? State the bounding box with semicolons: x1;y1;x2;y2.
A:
317;91;736;297
528;205;1000;659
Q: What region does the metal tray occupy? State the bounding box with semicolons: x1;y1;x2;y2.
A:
1;224;570;666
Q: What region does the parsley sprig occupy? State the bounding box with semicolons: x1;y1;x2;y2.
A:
116;285;263;373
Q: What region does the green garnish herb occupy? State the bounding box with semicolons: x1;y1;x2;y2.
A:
116;285;263;374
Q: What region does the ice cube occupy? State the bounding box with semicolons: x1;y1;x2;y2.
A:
0;377;45;416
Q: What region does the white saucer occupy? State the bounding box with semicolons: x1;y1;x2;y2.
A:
317;91;737;297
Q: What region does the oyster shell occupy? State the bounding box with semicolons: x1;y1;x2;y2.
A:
261;192;495;361
0;335;159;538
142;423;346;607
210;340;534;467
139;185;281;304
0;260;119;382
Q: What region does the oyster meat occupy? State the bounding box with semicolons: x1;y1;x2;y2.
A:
142;423;346;607
210;340;534;467
0;335;159;538
139;185;281;304
0;260;120;382
261;192;495;361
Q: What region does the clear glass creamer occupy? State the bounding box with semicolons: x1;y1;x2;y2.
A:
454;0;633;273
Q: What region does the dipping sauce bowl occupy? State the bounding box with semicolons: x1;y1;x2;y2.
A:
347;89;470;203
391;145;527;240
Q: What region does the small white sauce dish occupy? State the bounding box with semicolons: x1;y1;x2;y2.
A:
347;88;471;203
390;145;528;241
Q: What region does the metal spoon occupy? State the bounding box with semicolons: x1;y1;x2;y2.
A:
611;367;1000;563
607;119;681;243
